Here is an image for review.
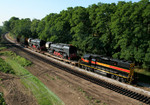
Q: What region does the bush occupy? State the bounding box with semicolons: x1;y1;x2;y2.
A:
0;58;14;74
15;56;32;67
0;93;6;105
2;51;32;67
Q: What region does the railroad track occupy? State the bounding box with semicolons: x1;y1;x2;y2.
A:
3;34;150;104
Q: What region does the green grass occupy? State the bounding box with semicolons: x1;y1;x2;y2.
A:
0;47;7;51
1;51;32;67
0;50;15;74
0;92;6;105
135;68;150;76
5;57;64;105
0;58;14;74
0;50;64;105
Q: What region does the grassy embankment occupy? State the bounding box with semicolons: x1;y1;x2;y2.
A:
0;47;64;105
0;46;10;105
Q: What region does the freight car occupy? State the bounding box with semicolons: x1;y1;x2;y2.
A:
28;38;46;51
46;42;77;60
78;54;135;83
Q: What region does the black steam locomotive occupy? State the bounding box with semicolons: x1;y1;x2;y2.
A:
46;42;77;60
28;38;46;51
79;54;135;83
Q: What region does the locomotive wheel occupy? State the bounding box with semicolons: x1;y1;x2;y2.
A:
90;68;94;72
48;50;51;54
63;53;68;59
107;74;111;78
111;74;114;79
81;65;83;69
120;78;125;82
85;66;88;71
116;76;120;81
82;65;85;69
120;78;127;83
78;64;82;68
51;50;54;54
111;75;117;79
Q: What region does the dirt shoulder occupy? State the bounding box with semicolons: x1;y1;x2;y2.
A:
0;72;38;105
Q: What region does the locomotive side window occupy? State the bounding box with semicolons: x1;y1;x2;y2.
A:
113;62;117;66
100;59;107;64
92;58;96;61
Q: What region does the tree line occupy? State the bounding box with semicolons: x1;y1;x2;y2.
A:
0;26;3;35
2;0;150;70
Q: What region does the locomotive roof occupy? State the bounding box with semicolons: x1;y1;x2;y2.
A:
110;58;132;64
51;43;74;48
31;39;41;41
30;39;46;42
83;54;132;64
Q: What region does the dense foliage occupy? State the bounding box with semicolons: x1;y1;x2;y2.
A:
0;27;2;34
3;0;150;70
0;27;3;37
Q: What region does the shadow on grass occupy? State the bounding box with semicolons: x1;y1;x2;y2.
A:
135;72;150;84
